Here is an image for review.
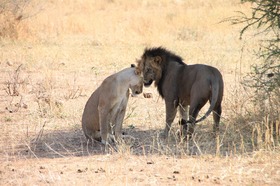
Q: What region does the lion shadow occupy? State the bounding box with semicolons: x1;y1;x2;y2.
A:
14;123;229;159
16;128;163;158
17;128;102;158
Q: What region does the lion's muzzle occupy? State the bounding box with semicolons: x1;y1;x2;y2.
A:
144;79;153;87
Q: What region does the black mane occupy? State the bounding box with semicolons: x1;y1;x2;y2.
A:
143;47;185;98
143;47;185;65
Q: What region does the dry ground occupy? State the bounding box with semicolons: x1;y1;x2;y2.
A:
0;0;280;185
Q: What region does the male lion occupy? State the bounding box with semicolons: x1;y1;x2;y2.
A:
137;47;224;138
82;64;143;144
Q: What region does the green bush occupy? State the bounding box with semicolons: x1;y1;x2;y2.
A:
233;0;280;122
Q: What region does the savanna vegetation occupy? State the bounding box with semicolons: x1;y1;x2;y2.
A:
0;0;279;185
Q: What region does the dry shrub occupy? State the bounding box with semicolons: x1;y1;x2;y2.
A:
4;64;30;113
222;79;280;154
32;74;64;118
64;76;85;100
0;0;43;39
5;64;25;96
0;12;19;38
0;0;26;38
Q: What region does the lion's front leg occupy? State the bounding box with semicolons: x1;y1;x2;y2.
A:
163;101;178;138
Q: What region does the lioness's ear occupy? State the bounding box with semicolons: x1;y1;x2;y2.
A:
134;67;141;75
154;56;162;65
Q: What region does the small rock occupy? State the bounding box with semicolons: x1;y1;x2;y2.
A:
6;61;13;66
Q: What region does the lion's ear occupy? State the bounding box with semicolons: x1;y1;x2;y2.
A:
136;58;142;65
154;56;162;65
136;58;144;72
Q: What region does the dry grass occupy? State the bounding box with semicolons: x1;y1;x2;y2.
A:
0;0;280;185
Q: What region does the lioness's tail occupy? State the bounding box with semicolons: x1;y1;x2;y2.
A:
195;76;221;124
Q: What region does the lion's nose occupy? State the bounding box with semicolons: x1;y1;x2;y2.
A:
135;91;140;94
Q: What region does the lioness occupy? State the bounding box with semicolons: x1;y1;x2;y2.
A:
82;65;143;144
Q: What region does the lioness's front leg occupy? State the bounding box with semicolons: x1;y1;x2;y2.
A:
98;107;111;145
114;94;129;142
114;107;127;142
163;101;178;138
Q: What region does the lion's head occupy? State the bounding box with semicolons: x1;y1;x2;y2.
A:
136;55;162;87
137;47;185;88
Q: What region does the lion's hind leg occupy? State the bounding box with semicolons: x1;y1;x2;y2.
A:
213;104;222;135
188;95;208;137
178;105;189;140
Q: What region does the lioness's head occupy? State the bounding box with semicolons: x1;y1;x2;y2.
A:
136;55;162;87
130;64;143;96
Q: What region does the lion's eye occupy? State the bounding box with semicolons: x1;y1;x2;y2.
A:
145;68;152;73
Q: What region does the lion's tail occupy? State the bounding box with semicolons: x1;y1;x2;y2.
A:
194;78;220;124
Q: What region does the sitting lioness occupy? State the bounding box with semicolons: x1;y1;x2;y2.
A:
82;64;143;144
